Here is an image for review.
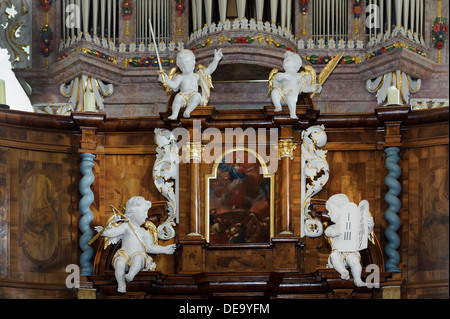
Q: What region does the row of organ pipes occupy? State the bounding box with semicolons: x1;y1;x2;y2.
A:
366;0;425;45
60;0;426;49
191;0;294;32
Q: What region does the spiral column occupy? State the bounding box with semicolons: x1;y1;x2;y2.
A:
376;106;410;276
79;152;96;275
71;111;105;277
384;147;402;272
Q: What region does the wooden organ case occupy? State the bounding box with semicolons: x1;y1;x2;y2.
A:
86;96;394;299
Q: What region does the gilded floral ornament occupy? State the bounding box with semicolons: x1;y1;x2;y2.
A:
276;140;297;159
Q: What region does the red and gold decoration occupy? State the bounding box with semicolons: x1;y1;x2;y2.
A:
176;0;186;36
299;0;309;36
124;56;174;68
39;0;53;68
122;0;132;36
432;1;447;63
39;0;53;11
40;25;53;58
353;0;362;34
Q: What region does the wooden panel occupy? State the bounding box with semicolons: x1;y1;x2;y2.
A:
8;148;78;283
403;144;449;298
0;147;9;279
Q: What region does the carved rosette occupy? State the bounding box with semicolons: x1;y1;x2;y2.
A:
300;125;329;238
153;129;179;240
276;140;297;159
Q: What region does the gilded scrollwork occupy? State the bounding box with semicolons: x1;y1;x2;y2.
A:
0;0;32;69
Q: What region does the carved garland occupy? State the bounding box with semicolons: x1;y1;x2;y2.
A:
153;129;180;240
301;125;329;238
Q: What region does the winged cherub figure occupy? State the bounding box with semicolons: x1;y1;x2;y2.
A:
268;51;322;119
94;196;176;293
159;48;223;120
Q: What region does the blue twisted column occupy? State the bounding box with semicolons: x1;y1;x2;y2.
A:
384;147;402;273
79;152;96;276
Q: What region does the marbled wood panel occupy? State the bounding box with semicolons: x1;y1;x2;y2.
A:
403;145;449;298
304;149;382;273
206;249;273;272
8;148;77;285
0;148;8;279
103;154;158;212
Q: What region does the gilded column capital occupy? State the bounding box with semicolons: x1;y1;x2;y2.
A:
183;141;204;161
276;139;297;159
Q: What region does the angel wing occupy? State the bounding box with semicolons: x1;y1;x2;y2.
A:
303;65;316;87
267;68;279;95
197;64;213;106
144;221;158;245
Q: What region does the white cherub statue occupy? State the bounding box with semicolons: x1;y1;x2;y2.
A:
159;48;223;120
268;51;322;119
94;196;176;293
324;194;375;287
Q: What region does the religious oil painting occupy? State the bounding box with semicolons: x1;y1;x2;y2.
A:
205;148;274;244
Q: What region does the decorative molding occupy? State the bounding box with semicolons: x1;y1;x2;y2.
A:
366;70;421;105
365;42;427;60
410;98;449;110
60;74;113;112
276;140;297;159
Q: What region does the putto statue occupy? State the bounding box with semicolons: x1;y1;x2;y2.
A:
324;194;375;287
268;51;322;119
159;48;223;120
94;196;176;293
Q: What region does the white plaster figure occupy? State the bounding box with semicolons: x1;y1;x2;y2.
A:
94;196;176;293
324;194;375;287
159;48;223;120
268;51;322;119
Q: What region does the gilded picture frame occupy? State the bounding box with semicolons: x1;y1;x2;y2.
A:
205;147;275;244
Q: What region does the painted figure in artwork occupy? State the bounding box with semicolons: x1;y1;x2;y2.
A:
324;194;375;287
268;51;322;119
94;196;176;293
159;48;223;120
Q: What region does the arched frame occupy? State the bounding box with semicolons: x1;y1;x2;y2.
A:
205;147;275;243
